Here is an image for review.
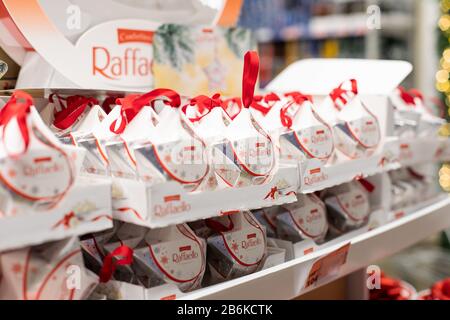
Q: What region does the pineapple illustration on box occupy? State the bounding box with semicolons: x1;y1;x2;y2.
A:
153;25;255;97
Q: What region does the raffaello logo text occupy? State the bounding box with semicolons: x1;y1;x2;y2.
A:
241;233;262;249
172;246;198;264
92;29;153;82
154;194;191;217
78;20;159;90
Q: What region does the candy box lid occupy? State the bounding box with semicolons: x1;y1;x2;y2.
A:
266;59;413;96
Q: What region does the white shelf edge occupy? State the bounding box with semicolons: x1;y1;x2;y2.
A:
181;195;450;300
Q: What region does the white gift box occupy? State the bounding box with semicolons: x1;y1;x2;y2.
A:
0;237;97;300
0;93;112;251
267;58;413;192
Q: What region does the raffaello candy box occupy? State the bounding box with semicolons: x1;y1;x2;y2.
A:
194;210;267;285
322;179;374;234
0;237;97;300
320;79;381;160
276;193;328;244
0;91;82;216
131;224;206;292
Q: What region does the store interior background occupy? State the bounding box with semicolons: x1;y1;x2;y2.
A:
0;0;449;299
239;0;450;299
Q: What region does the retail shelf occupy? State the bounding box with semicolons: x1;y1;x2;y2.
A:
255;12;413;43
182;195;450;300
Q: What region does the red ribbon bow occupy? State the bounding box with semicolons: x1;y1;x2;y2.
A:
430;278;450;300
101;94;124;114
51;94;99;130
251;93;280;116
0;90;34;157
284;91;313;105
205;216;234;233
242;51;260;109
99;245;134;283
264;186;279;200
182;93;222;122
221;97;243;120
112;88;181;134
356;177;375;193
329;79;358;111
397;86;416;106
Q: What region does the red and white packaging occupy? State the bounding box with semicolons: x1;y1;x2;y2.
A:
252;206;281;238
132;224;206;292
276;193;328;244
197;211;267;284
132;92;209;192
41;94;105;138
321;79;381;160
0;237;97;300
181;94;240;191
0;91;82;215
219;99;277;187
390;87;422;138
390;87;445;138
323;180;374;234
389;167;433;210
408;89;446;137
280;92;334;164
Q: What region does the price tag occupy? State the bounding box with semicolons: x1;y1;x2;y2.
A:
304;243;351;288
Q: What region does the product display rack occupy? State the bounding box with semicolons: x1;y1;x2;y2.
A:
182;196;450;300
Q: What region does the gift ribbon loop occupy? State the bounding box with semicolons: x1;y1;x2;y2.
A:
397;86;416;106
357;178;375;193
205;216;234;233
330;79;358;110
113;89;181;134
0;90;34;157
251;93;280;116
52;95;98;130
99;245;134;283
242;51;260;108
182;93;222;122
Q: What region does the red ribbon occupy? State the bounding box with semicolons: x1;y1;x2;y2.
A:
409;88;424;101
52;95;98;130
284;91;313;105
99;245;134;283
397;86;416;106
222;97;243;120
51;211;77;229
407;168;424;181
357;178;375;193
430;278;450;300
329;79;358;110
264;186;279;200
0;90;34;157
242;51;260;108
101;95;124;114
280;92;314;128
112;89;181;134
132;88;181;110
369;272;413;300
205;216;234;233
182;93;222;122
251;93;280;115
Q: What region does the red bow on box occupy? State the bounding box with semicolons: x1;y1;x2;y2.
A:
280;92;313;128
51;94;99;130
251;92;280;116
112;88;181;134
99;244;134;283
329;79;358;111
182;93;222;122
0;90;34;157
